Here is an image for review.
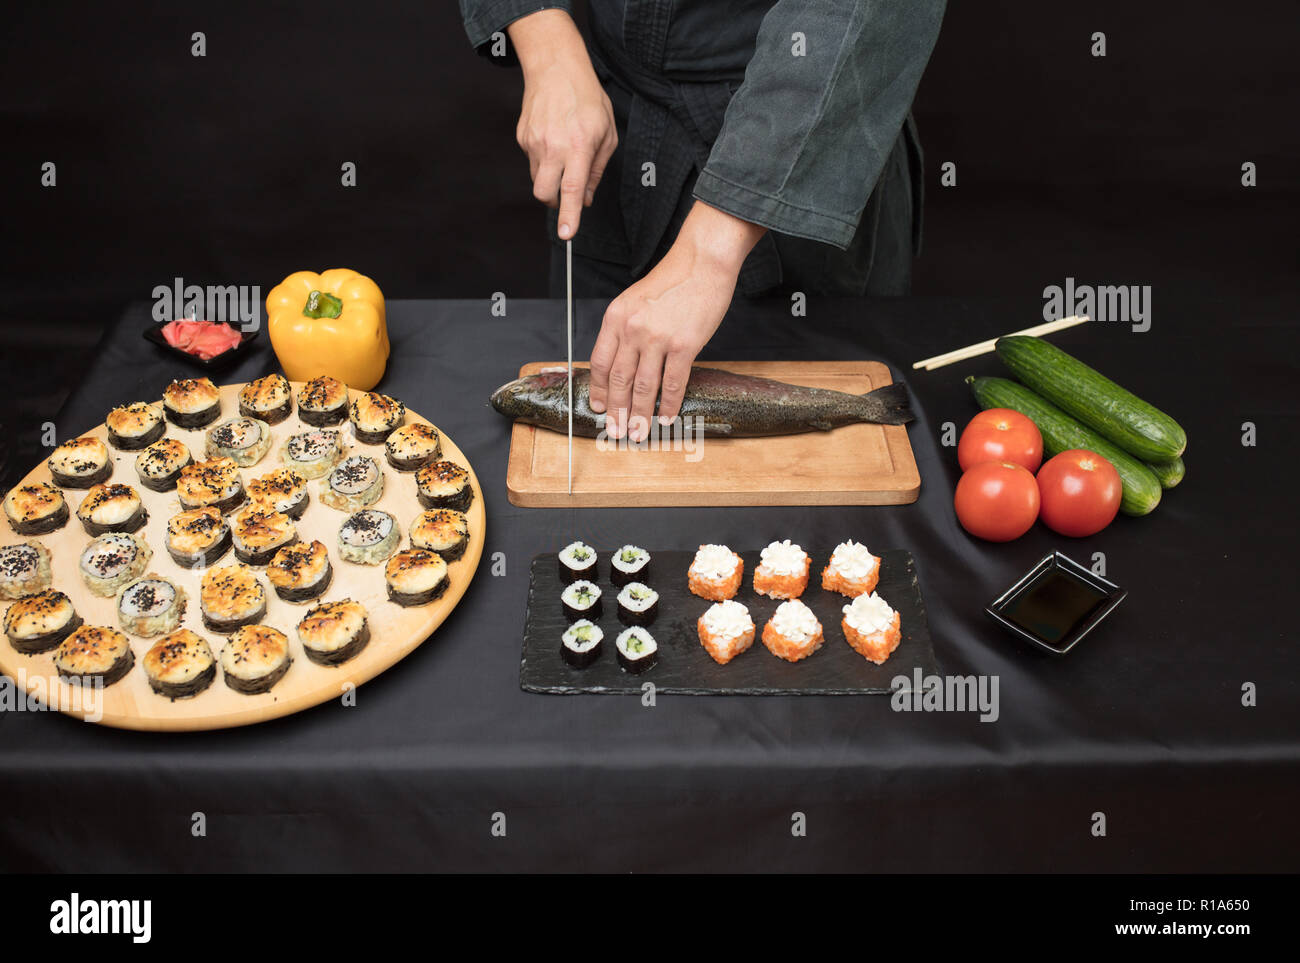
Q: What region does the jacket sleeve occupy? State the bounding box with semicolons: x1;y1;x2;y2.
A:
693;0;946;250
458;0;574;66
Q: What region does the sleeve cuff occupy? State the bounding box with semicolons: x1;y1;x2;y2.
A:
692;168;859;251
462;0;573;65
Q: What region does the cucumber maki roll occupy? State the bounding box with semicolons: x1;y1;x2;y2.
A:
615;626;658;674
561;619;603;668
558;541;597;584
561;580;601;623
610;545;650;586
616;581;659;627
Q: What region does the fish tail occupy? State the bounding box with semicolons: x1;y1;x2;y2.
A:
859;382;914;425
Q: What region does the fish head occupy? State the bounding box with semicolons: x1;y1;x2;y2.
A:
489;369;569;417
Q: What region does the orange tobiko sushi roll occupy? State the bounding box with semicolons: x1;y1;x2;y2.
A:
760;599;824;662
821;540;881;598
841;592;901;665
688;544;744;602
753;539;810;600
697;600;756;665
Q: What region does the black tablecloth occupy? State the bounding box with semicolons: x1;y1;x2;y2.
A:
2;295;1296;872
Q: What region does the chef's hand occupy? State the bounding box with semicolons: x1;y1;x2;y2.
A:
508;10;617;240
590;200;766;441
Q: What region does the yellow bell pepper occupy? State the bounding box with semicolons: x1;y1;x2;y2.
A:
265;269;389;390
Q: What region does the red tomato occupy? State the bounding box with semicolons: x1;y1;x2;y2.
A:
954;461;1040;542
1035;450;1122;537
958;408;1044;472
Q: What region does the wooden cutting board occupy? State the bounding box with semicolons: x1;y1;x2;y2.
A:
505;361;920;508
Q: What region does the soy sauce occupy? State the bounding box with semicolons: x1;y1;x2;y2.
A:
1002;567;1109;646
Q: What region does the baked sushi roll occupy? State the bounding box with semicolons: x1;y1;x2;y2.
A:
230;505;297;566
687;544;744;602
54;625;135;687
296;598;370;666
266;539;332;603
409;509;469;562
297;376;349;427
199;564;267;634
116;573;187;638
384;549;449;607
106;401;166;450
220;625;292;695
143;629;216;699
337;509;399;565
0;542;53;600
761;599;824;663
163;377;221;428
76;483;146;536
80;532;151;597
753;539;810;600
166;507;232;568
561;619;603;668
320;455;384;511
841;592;902;665
615;626;658;674
821;540;881;598
610;545;651;587
134;438;193;492
697;600;757;665
561;579;601;623
5;482;69;535
48;436;112;488
246;467;309;519
415;460;473;512
384;423;442;472
177;457;246;514
206;416;272;468
238;373;293;425
558;541;597;583
4;590;82;655
616;581;659;627
279;429;343;480
349;391;405;444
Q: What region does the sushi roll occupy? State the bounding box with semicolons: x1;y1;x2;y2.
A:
610;545;651;587
349;391;405;444
415;460;473;512
163;377;221;428
753;539;810;600
297;376;349;427
47;436;112;488
821;540;881;598
384;422;442;472
80;532;151;597
106;401;166;450
0;542;53;600
238;373;293;425
614;626;658;674
616;581;659;627
557;540;597;584
167;507;232;568
134;438;193;492
220;625;292;695
320;455;384;511
561;619;603;668
199;564;267;634
384;549;449;607
409;508;469;562
337;509;399;565
279;428;344;480
116;574;187;638
267;539;333;603
696;599;756;665
76;483;146;536
177;457;246;514
760;599;824;663
143;629;216;700
5;482;69;535
296;598;370;666
230;505;297;566
687;544;744;602
246;467;309;519
841;592;902;665
206;416;272;468
54;625;135;687
4;590;82;655
560;579;601;623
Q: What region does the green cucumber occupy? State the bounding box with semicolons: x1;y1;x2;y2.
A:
1145;456;1185;489
968;376;1162;516
995;335;1187;462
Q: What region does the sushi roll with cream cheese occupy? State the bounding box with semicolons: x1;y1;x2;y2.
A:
279;429;344;480
206;416;272;467
320;455;384;511
761;599;824;663
106;401;166;450
199;564;267;634
166;507;232;568
48;436;112;488
384;549;449;607
561;619;603;668
610;545;651;587
177;457;246;514
80;533;151;597
338;509;399;565
753;539;810;600
687;544;744;601
163;377;221;428
238;373;293;425
134;438;193;492
143;629;216;699
841;592;902;665
616;581;659;627
558;541;597;583
54;625;135;687
349;391;405;444
0;542;52;600
384;422;442;472
561;580;601;623
5;482;69;535
4;590;82;655
296;598;370;666
697;600;757;665
116;573;187;638
266;539;332;603
415;460;473;512
220;625;292;695
409;509;469;562
246;467;309;519
230;505;297;566
297;376;349;427
821;540;881;598
76;483;146;536
615;626;658;674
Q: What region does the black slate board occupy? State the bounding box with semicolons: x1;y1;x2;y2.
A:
520;549;941;695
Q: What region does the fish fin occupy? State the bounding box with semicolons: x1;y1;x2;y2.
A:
860;382;915;425
702;422;734;437
810;420;834;431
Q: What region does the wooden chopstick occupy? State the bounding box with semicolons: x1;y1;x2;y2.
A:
913;315;1089;371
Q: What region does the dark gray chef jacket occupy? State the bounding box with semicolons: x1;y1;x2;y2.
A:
459;0;946;299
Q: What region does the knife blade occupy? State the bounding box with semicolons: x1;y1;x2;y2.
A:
565;238;573;495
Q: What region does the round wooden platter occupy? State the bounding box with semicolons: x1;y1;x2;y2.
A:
0;381;485;732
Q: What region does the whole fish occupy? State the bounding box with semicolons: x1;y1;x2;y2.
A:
490;366;914;437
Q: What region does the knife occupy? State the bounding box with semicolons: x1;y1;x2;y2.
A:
565;238;573;495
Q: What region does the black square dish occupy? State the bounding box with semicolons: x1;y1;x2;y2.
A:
985;551;1126;655
141;321;261;370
